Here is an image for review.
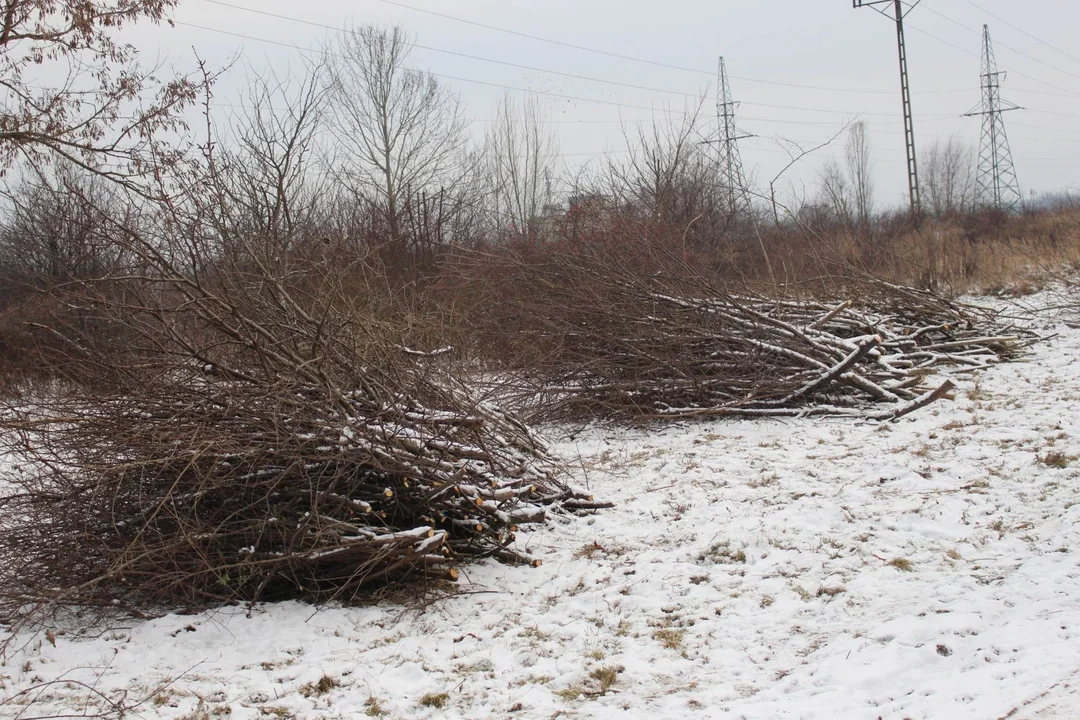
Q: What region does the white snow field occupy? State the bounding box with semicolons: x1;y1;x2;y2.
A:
3;297;1080;720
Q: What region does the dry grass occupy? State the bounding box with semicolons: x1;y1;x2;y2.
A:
653;627;687;650
418;692;450;709
755;209;1080;294
556;666;623;700
299;674;337;697
886;557;915;572
699;541;748;565
1039;451;1071;469
589;666;621;693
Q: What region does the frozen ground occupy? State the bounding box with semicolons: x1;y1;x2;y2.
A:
3;296;1080;719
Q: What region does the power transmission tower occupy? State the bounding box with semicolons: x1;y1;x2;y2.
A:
707;56;753;218
854;0;922;216
964;24;1023;213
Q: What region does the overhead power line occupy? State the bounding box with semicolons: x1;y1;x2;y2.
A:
198;2;902;116
1012;121;1080;137
1010;88;1080;100
175;22;881;129
920;2;1080;87
201;0;712;100
177;20;865;127
177;22;915;132
961;0;1080;69
175;21;712;116
207;0;713;76
186;6;961;120
172;20;1024;134
200;0;965;97
197;0;1080;108
903;7;1080;98
176;9;1080;158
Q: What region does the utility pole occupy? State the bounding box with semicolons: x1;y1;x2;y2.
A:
964;24;1023;213
705;57;753;219
854;0;922;216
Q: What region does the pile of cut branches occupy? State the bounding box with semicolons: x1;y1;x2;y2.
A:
445;235;1036;422
0;182;598;624
0;375;582;616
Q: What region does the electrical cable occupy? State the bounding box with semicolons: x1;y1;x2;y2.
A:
173;14;1080;161
176;20;956;125
200;0;964;97
962;0;1080;69
921;2;1080;86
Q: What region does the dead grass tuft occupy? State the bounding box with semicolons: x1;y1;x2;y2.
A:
364;696;385;716
886;557;915;572
653;627;686;650
589;666;621;694
1039;451;1071;469
418;692;450;709
299;674;337;697
699;541;747;565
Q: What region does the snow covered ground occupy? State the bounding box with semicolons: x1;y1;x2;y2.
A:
3;296;1080;719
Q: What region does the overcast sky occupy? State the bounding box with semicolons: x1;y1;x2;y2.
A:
139;0;1080;208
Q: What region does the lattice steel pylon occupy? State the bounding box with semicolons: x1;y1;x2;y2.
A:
713;57;753;218
964;24;1023;213
854;0;922;216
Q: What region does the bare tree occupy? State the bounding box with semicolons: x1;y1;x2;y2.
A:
818;158;854;228
817;122;874;232
484;92;560;241
922;136;974;217
595;100;742;250
219;62;331;252
846;122;874;230
0;1;202;187
325;25;471;260
608;106;705;226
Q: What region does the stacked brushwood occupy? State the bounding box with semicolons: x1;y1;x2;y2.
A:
0;228;595;624
0;378;584;616
447;237;1036;422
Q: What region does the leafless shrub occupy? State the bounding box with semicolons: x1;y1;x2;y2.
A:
0;168;144;388
218;61;333;251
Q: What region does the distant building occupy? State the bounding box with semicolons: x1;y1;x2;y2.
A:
562;194;616;239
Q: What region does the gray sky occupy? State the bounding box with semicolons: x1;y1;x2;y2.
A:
141;0;1080;208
